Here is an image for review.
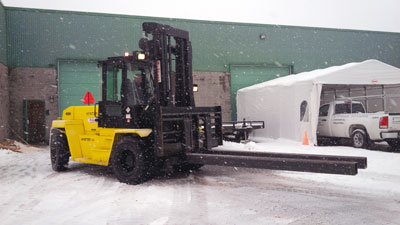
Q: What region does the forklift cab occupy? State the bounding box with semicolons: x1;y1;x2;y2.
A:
98;54;155;129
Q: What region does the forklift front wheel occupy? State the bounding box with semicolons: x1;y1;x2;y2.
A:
111;137;147;184
50;129;70;171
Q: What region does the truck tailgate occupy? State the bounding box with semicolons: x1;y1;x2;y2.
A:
389;114;400;130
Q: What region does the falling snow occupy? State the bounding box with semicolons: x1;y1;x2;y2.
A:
1;140;400;224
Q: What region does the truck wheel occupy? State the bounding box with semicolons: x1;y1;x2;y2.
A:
50;129;70;171
386;140;400;149
111;137;148;184
351;129;368;149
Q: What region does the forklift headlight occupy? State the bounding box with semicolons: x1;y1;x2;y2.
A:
193;84;198;92
137;53;146;60
124;51;130;57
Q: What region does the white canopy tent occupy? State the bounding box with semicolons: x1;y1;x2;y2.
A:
237;59;400;144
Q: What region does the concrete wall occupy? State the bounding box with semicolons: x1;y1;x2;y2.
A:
0;62;8;140
193;72;231;121
0;3;8;141
8;67;58;142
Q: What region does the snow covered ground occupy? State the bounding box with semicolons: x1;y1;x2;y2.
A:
1;140;400;225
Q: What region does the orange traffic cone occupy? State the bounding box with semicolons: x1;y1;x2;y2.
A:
302;130;309;145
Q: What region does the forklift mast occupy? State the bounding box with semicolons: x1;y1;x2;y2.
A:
139;22;195;108
139;23;222;157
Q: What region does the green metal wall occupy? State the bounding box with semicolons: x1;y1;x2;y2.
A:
58;60;100;115
230;66;291;120
5;7;400;73
0;2;7;65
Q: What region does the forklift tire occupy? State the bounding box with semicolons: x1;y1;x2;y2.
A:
50;129;70;171
111;137;148;184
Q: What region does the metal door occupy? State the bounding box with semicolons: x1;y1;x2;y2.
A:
23;100;45;143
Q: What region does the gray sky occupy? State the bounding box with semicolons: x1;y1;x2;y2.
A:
2;0;400;33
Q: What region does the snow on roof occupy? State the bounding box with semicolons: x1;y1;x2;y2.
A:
239;59;400;92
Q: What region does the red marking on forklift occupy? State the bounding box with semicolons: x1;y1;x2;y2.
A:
83;91;95;105
157;60;161;83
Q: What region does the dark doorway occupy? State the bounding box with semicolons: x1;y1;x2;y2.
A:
23;100;46;143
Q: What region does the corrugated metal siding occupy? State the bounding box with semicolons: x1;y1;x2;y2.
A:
230;66;291;120
0;3;7;65
5;7;400;73
58;60;100;116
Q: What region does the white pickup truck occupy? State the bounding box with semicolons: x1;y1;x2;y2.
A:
317;100;400;149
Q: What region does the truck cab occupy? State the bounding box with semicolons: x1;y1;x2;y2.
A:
318;101;365;138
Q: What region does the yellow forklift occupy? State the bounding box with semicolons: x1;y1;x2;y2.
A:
50;23;367;184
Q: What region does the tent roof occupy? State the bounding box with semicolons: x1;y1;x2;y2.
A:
239;59;400;92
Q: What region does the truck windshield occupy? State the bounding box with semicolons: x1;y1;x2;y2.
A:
335;103;365;114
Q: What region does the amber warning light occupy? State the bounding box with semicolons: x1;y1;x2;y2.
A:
83;91;95;105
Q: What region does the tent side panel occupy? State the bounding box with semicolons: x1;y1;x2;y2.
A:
237;81;314;142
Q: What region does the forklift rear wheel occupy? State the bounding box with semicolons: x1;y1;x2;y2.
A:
50;129;70;171
111;137;147;184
